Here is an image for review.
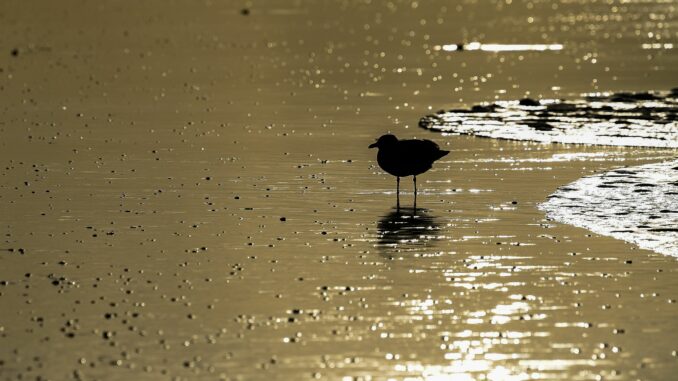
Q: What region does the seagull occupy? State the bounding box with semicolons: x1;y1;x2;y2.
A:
369;134;449;209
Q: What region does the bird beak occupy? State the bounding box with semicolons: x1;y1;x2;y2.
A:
368;142;377;148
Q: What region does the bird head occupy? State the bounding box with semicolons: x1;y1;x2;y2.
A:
368;134;398;149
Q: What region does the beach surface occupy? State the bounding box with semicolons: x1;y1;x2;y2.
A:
1;1;677;380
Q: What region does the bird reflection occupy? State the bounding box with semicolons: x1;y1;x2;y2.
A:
376;207;442;253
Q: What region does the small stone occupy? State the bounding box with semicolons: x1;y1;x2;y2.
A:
519;98;540;106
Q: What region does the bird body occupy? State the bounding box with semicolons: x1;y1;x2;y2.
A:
369;134;449;209
375;139;448;177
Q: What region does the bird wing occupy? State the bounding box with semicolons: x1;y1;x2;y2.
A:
399;139;447;160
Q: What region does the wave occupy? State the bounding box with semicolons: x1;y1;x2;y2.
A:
420;90;678;256
419;90;678;148
538;159;678;257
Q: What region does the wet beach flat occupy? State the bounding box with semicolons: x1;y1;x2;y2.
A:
1;1;678;380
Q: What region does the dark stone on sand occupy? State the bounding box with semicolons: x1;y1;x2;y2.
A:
648;228;678;232
418;117;434;129
470;104;498;113
280;217;286;221
519;98;540;106
546;103;577;112
10;48;19;57
241;8;250;15
610;91;660;102
526;121;554;131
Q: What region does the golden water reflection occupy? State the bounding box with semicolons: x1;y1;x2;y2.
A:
376;208;445;251
382;273;608;381
378;219;595;381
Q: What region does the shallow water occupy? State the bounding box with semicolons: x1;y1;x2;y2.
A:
1;1;678;380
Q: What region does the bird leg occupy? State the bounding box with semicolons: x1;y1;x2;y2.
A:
413;176;417;210
396;177;400;211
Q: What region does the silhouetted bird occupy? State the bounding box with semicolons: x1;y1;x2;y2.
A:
369;134;449;209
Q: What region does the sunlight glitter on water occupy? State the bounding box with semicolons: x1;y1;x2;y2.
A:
392;358;607;381
641;43;674;50
435;43;564;52
392;346;535;380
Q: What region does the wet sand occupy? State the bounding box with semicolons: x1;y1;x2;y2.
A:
1;1;678;380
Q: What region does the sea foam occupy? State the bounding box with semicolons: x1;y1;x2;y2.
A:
539;159;677;257
419;91;678;148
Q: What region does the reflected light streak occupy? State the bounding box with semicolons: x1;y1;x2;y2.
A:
393;362;531;381
641;42;674;50
391;261;584;381
436;42;564;52
393;297;539;380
